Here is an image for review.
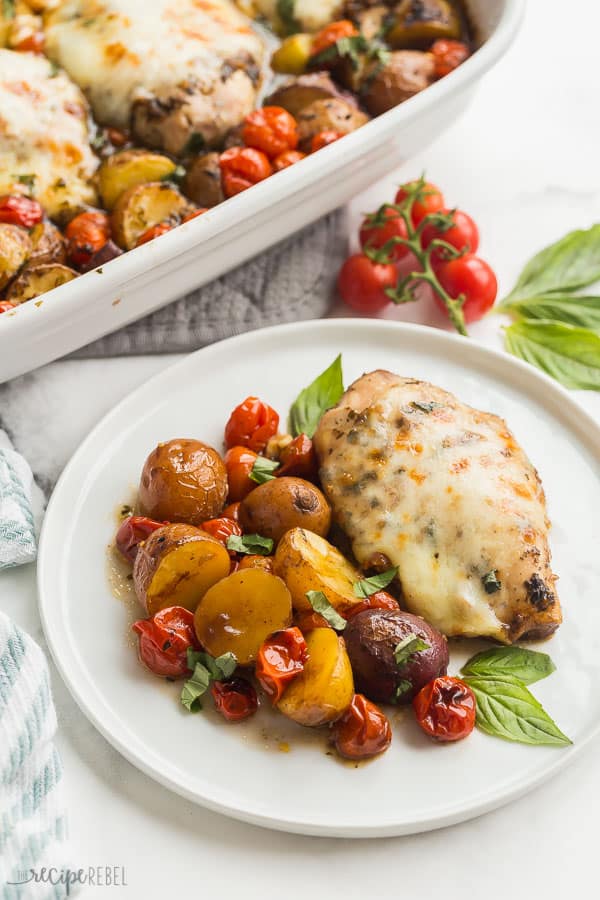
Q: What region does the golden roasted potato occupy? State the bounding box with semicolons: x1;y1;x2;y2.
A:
27;221;66;268
387;0;461;49
98;150;177;210
194;569;293;665
6;263;77;304
110;182;193;250
361;50;436;115
0;224;31;290
182;153;224;209
271;33;314;75
296;98;369;151
273;527;365;615
139;438;228;525
277;628;354;726
133;523;230;615
239;477;331;543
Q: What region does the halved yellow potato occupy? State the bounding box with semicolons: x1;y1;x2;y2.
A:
0;224;31;290
277;628;354;726
98;150;177;210
133;523;230;615
27;221;66;268
6;263;76;303
273;527;363;614
111;182;193;250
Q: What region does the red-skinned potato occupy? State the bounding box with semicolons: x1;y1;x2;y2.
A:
239;477;331;543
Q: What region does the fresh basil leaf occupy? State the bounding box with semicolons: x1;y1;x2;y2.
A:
503;225;600;302
249;456;280;485
394;679;412;701
463;674;571;746
410;401;441;413
311;35;369;71
187;649;237;681
393;635;429;668
505;319;600;390
213;652;237;680
226;533;274;556
277;0;300;34
305;590;347;630
482;570;501;594
461;646;555;685
503;294;600;330
353;567;398;598
2;0;15;19
288;355;344;438
180;662;211;712
183;132;205;156
13;173;36;189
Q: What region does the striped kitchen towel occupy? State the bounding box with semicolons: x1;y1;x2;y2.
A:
0;437;37;570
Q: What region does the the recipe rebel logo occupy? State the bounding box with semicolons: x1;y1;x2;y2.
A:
7;865;128;893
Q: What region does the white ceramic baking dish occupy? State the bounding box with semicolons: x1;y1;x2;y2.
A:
0;0;523;383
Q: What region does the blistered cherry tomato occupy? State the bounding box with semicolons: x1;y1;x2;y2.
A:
0;195;43;228
135;222;172;247
211;676;258;721
132;606;200;678
413;676;476;741
0;301;16;314
201;516;242;554
278;434;318;480
311;20;358;57
222;501;241;522
394;181;444;225
273;149;306;171
310;130;343;152
225;446;258;502
359;207;410;263
256;627;308;703
435;254;497;323
13;31;45;53
65;210;110;268
182;209;207;223
343;590;400;620
219;147;273;198
333;694;392;760
115;515;165;562
421;208;479;262
242;106;299;159
337;253;396;314
107;127;129;147
237;554;274;573
294;610;330;632
225;396;279;452
431;39;470;78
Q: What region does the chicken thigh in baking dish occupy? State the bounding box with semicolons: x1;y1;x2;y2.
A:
314;371;562;643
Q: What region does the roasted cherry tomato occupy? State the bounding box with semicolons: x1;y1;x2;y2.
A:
224;396;279;452
413;675;476;742
310;130;343;152
293;610;330;632
431;39;470;78
135;222;172;247
337;253;396;314
222;501;241;522
107;127;129;147
211;676;258;721
256;627;309;703
343;590;400;620
359;206;410;263
115;515;165;562
0;195;43;228
237;554;274;572
219;147;273;198
182;208;207;223
65;210;110;268
224;446;259;502
242;106;299;159
311;19;358;57
0;301;16;314
201;516;242;554
394;181;444;225
333;694;392;760
273;149;306;171
278;434;318;480
435;254;497;323
132;606;200;678
421;208;479;262
13;31;45;53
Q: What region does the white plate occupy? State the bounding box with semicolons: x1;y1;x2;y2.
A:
38;320;600;837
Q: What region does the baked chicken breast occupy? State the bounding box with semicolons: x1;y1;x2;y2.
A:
314;371;562;643
44;0;265;156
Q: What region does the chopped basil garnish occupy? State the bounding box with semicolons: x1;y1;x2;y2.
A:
13;174;36;189
249;456;280;485
277;0;299;34
288;355;344;438
181;650;237;712
461;646;556;685
226;533;274;556
305;591;346;631
394;679;412;701
410;401;440;413
3;0;15;19
311;35;369;71
353;567;398;598
183;132;206;156
393;635;429;668
482;570;502;594
180;662;211;712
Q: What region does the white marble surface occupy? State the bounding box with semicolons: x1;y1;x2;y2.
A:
2;0;600;895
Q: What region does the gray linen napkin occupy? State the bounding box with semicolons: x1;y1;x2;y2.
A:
71;209;345;358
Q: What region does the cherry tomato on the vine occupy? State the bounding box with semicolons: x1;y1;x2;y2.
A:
337;253;396;314
394;181;444;225
224;446;258;502
256;627;308;703
421;208;479;262
200;516;242;553
343;590;400;620
413;676;476;742
435;254;497;323
359;207;410;263
219;147;273;198
273;149;306;171
211;676;258;721
431;39;470;78
242;106;299;159
224;396;279;452
115;515;165;562
311;20;358;57
135;222;172;247
333;694;392;760
0;195;43;228
132;606;200;678
65;210;110;268
310;130;343;152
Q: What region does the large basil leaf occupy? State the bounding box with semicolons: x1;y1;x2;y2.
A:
461;646;555;685
502;294;600;330
305;590;347;630
504;320;600;390
464;674;571;746
288;355;344;438
504;225;600;302
353;567;398;598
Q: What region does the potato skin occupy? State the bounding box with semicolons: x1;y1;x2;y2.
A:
6;263;77;304
182;153;225;208
110;182;193;250
0;224;31;290
344;609;448;704
296;98;369;151
239;477;331;543
139;438;227;525
27;221;66;268
361;50;435;116
98;149;177;210
266;72;358;119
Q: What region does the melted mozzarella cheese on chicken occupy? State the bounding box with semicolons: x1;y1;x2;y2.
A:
314;371;562;643
0;49;97;218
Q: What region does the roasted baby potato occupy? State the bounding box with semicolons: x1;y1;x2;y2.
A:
344;609;449;704
277;628;354;726
273;527;365;615
387;0;461;49
27;221;66;268
110;182;193;250
6;263;77;303
194;568;293;665
361;50;436;115
133;523;230;615
98;150;177;210
0;224;31;290
296;98;369;151
138;438;228;525
266;72;357;119
239;477;331;543
182;153;225;208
